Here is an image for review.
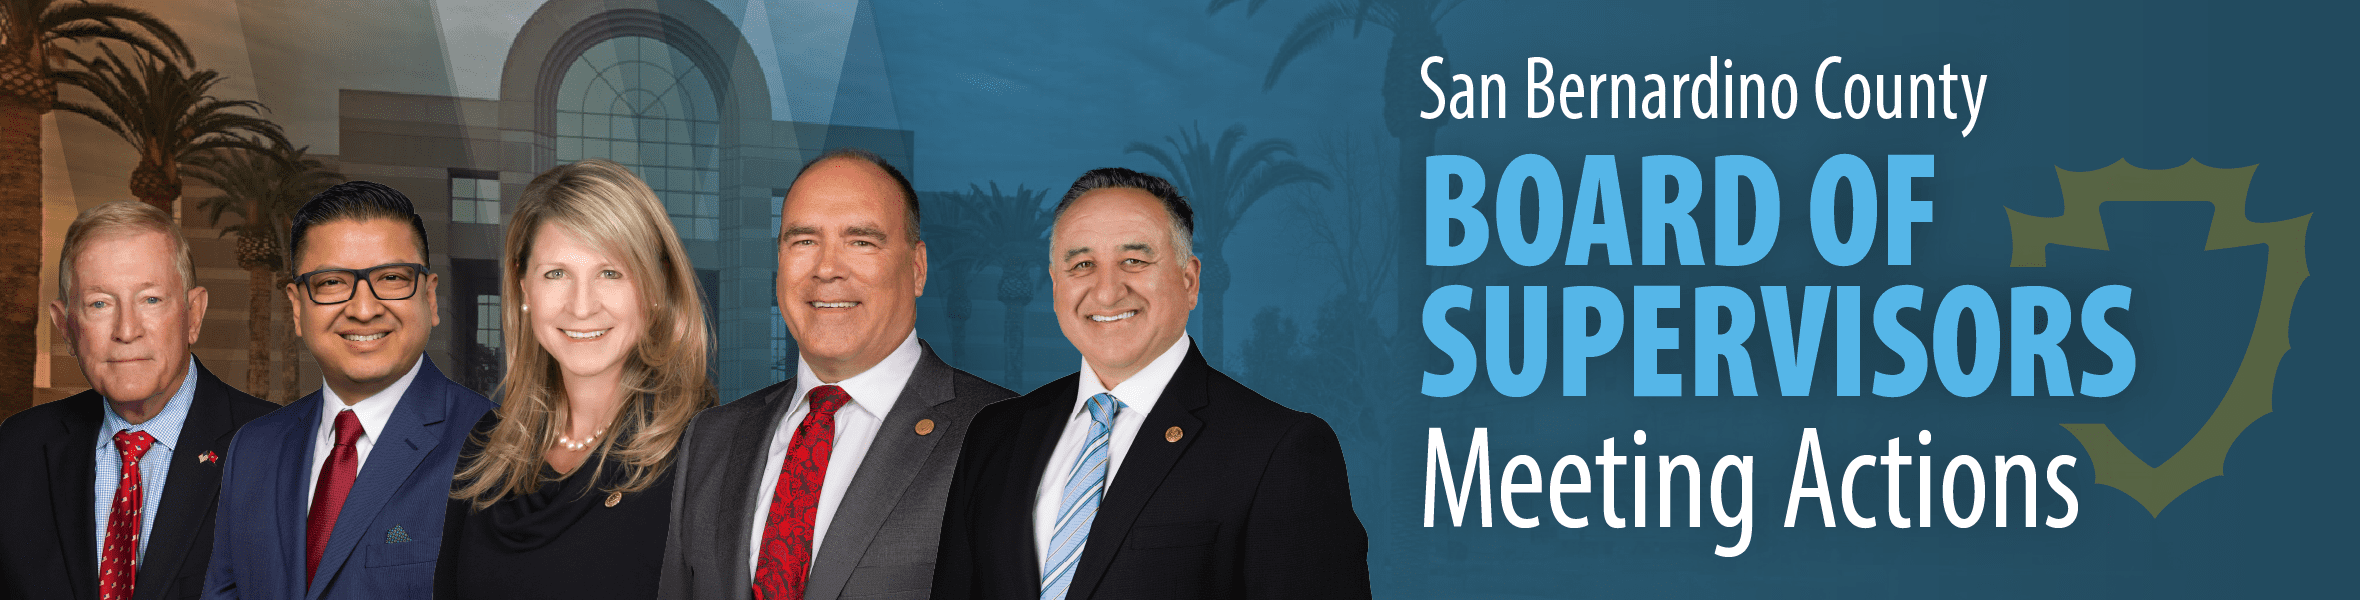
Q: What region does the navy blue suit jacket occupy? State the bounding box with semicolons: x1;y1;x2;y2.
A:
202;358;493;600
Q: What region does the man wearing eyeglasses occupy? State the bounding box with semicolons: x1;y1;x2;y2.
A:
203;181;495;600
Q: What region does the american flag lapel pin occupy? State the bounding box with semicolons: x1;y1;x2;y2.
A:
198;451;219;464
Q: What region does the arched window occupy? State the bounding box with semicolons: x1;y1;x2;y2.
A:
554;35;721;240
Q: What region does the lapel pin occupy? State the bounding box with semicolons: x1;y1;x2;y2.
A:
198;451;219;464
605;491;623;507
914;418;935;436
1165;426;1183;442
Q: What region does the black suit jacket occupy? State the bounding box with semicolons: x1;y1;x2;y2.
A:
932;345;1370;600
0;359;278;600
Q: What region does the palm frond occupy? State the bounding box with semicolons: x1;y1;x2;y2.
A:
1123;122;1330;252
57;44;284;185
40;1;191;63
187;141;342;268
49;99;123;136
1264;1;1359;91
1228;159;1330;228
1121;141;1188;196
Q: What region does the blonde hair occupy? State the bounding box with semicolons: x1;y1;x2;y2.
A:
58;201;196;301
453;160;715;509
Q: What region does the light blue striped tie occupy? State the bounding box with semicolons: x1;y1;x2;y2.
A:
1042;392;1122;600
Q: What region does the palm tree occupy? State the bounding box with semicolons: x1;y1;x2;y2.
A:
961;182;1055;386
0;0;189;420
918;189;993;368
1284;128;1399;452
1203;6;1464;584
1209;0;1464;335
1124;122;1329;367
55;46;286;213
186;141;341;403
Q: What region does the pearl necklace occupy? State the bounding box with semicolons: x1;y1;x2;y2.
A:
557;425;605;451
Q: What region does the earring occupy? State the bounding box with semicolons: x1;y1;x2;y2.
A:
522;304;530;313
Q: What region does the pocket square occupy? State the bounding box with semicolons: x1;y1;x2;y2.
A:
386;525;412;543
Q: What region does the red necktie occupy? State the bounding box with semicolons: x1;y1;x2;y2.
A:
306;410;363;586
101;430;156;600
753;385;852;600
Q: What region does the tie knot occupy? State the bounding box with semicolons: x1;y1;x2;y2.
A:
112;430;156;460
1084;393;1123;425
807;385;852;416
331;409;364;447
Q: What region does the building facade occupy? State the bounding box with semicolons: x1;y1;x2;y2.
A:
38;0;913;403
338;0;912;400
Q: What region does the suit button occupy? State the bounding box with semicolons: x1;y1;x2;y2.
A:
915;418;936;436
1165;426;1183;442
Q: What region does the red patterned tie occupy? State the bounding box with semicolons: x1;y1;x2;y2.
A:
100;430;156;600
753;385;852;600
306;410;363;586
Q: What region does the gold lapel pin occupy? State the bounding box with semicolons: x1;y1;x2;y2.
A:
1164;426;1183;442
915;418;936;436
604;491;622;508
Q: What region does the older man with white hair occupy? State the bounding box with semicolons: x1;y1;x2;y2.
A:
0;200;278;600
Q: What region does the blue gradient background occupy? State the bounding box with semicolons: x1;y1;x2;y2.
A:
867;0;2353;596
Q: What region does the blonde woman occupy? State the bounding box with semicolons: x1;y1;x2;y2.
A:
435;160;714;599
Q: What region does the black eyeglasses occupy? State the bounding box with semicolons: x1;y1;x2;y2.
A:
294;263;431;304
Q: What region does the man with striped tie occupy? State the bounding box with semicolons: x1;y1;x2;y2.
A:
0;201;276;600
933;168;1371;599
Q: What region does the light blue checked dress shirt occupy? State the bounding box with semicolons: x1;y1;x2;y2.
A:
1041;392;1122;600
91;357;198;563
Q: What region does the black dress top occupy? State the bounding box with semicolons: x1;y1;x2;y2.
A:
435;412;674;600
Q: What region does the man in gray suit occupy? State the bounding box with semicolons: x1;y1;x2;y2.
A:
659;149;1012;600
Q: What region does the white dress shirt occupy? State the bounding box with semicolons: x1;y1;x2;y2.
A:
747;331;923;574
305;357;423;508
1031;334;1192;568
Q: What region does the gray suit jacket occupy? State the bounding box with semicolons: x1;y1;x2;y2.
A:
658;340;1012;600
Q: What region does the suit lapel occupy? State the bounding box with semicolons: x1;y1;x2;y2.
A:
308;360;454;599
712;377;796;598
277;392;326;596
805;345;957;599
1003;376;1078;583
131;362;234;600
1067;347;1210;600
47;394;102;600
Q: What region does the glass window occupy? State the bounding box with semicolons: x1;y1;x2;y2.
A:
475;294;501;350
451;175;500;225
553;35;722;241
770;191;784;236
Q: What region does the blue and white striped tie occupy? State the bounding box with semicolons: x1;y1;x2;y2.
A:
1042;392;1122;600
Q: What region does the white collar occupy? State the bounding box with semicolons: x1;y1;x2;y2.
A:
791;331;923;419
317;356;424;439
1073;334;1192;422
